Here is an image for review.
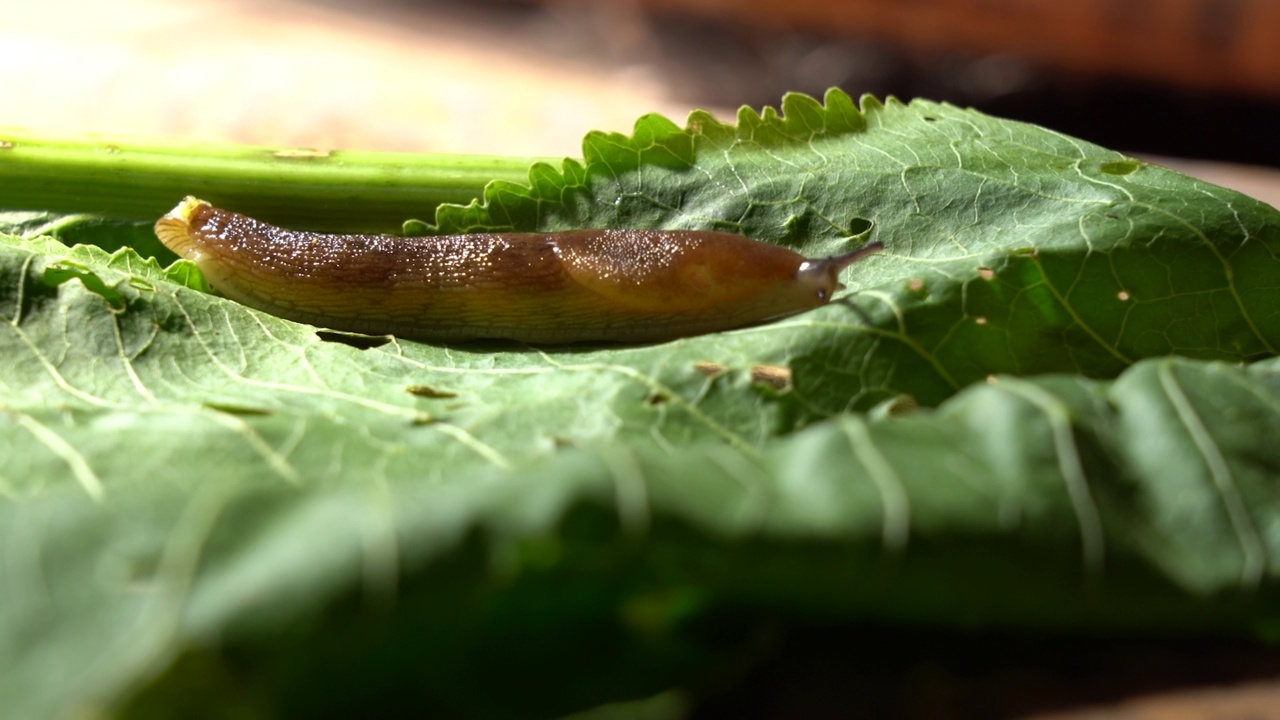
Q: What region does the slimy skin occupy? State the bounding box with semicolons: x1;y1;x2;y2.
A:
154;196;882;344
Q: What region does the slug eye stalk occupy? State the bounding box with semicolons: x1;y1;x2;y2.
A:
796;241;886;301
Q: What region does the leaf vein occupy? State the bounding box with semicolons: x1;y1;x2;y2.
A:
1157;362;1266;588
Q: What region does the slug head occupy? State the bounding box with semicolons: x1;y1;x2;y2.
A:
795;240;884;304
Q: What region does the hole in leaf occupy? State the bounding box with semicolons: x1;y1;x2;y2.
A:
907;278;926;293
978;267;996;280
782;209;831;245
406;384;458;399
1100;159;1141;176
645;391;670;406
974;316;989;325
0;140;14;150
847;217;874;237
316;330;391;349
203;403;273;417
1117;290;1132;301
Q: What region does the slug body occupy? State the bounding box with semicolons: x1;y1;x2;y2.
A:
155;197;882;344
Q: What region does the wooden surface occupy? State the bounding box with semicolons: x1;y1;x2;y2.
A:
581;0;1280;100
3;1;1279;717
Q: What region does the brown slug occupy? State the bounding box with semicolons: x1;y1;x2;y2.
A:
154;196;882;344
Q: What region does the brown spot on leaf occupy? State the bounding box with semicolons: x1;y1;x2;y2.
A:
751;364;792;392
693;361;728;378
880;395;919;416
406;384;458;399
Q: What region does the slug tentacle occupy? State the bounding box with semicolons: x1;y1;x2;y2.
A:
154;197;883;344
795;241;886;301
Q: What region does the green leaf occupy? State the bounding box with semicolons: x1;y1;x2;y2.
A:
3;89;1280;718
5;358;1280;718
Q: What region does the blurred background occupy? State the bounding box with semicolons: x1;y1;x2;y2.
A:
2;0;1278;206
4;1;1280;717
